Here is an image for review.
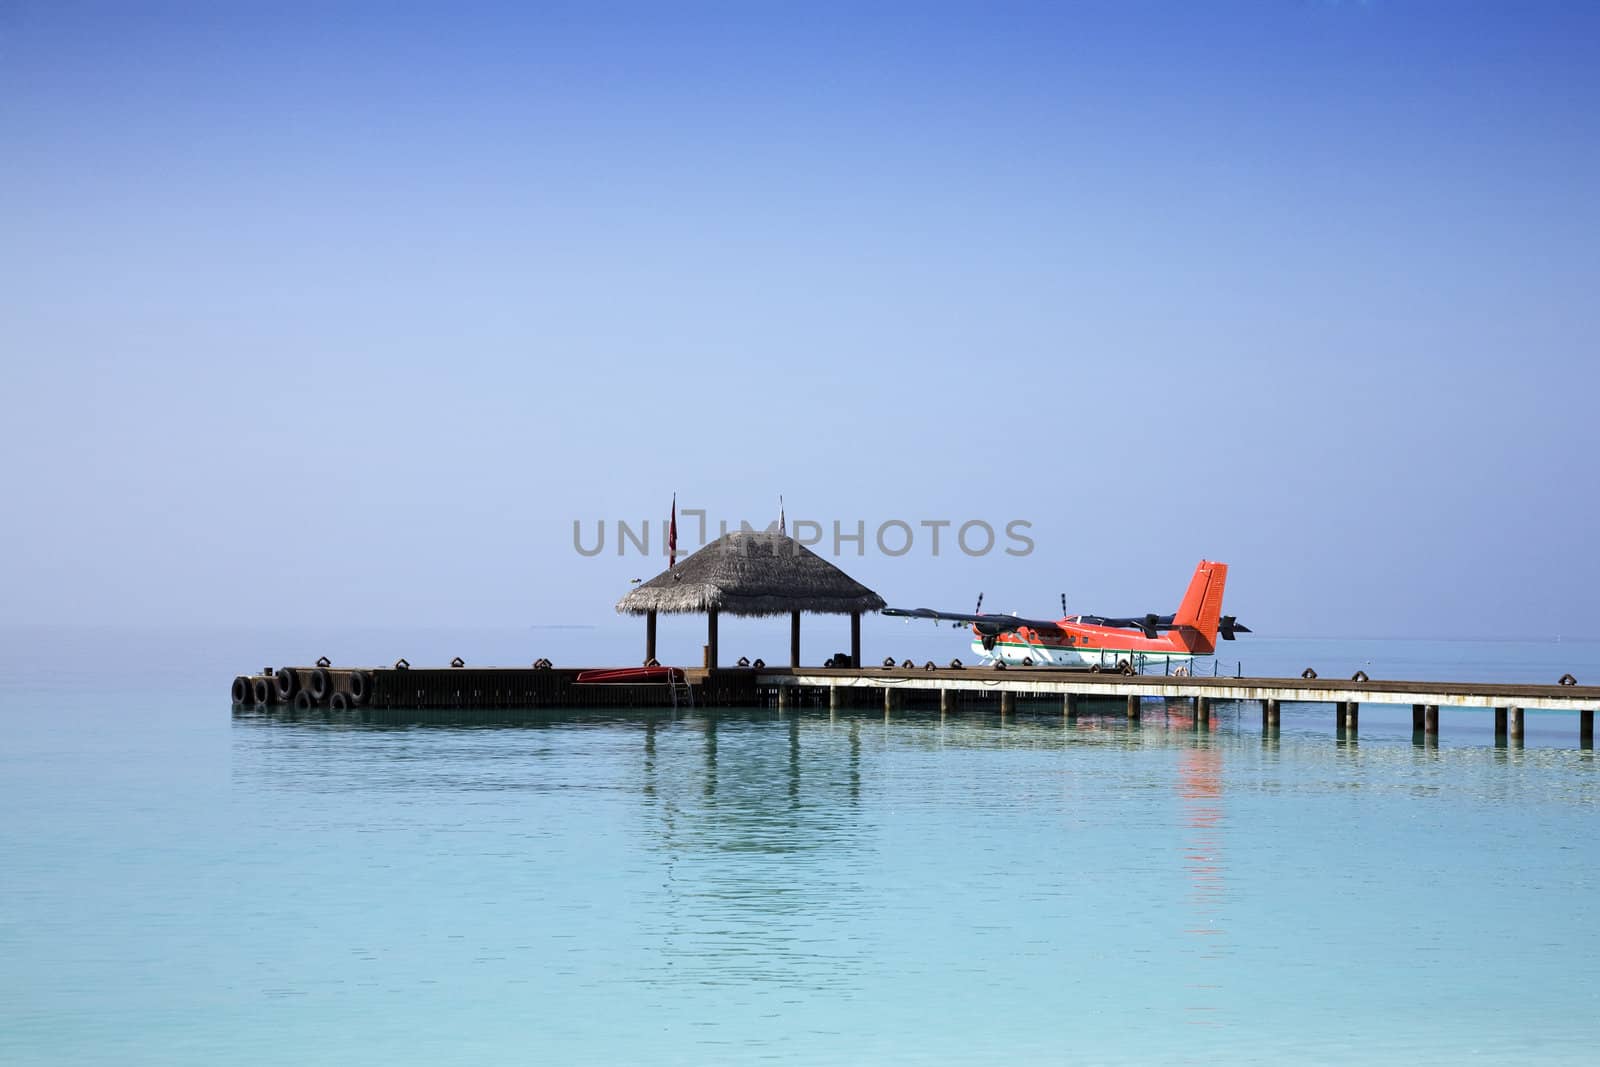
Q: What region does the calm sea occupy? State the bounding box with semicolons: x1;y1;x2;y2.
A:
3;625;1599;1065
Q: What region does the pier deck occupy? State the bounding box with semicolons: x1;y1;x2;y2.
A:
232;662;1600;746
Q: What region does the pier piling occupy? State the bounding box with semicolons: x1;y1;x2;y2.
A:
1126;694;1140;721
1425;704;1440;735
1582;709;1594;748
1509;706;1525;741
1063;693;1078;719
1495;707;1508;741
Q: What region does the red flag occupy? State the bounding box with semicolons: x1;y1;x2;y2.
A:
668;493;678;567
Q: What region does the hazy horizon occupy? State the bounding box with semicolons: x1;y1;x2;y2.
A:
3;1;1596;640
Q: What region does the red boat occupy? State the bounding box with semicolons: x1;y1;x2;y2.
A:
574;666;685;685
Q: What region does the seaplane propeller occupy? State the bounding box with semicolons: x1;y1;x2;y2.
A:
1219;615;1251;641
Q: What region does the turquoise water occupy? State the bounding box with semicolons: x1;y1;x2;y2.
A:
4;627;1600;1064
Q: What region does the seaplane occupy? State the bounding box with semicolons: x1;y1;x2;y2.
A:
882;560;1249;671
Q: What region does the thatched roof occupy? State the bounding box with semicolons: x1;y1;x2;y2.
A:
615;530;886;617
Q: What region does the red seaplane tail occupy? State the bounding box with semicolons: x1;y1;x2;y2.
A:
1171;561;1229;654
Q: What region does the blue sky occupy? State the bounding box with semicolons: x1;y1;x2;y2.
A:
2;1;1597;638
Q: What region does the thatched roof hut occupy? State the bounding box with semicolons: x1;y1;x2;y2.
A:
616;530;885;667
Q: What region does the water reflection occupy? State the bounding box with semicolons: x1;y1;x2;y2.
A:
229;702;1600;1030
1178;742;1227;1028
635;712;871;988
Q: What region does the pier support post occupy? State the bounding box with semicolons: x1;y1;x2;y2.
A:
1344;702;1359;732
1509;706;1524;741
1197;696;1211;722
849;611;861;669
1581;709;1594;749
1265;699;1280;728
790;611;801;668
777;686;790;712
1000;691;1016;717
1126;694;1140;721
1412;704;1425;732
645;610;657;664
1064;693;1077;720
1424;704;1440;735
940;689;953;716
707;610;719;669
1495;707;1508;742
884;687;898;715
829;685;841;713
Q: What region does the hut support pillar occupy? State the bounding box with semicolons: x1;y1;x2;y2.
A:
850;612;861;669
707;610;719;669
790;611;801;668
645;611;657;665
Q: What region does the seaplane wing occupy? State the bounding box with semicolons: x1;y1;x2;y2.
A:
881;607;1064;637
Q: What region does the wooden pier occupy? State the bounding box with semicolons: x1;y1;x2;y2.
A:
231;662;1600;747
